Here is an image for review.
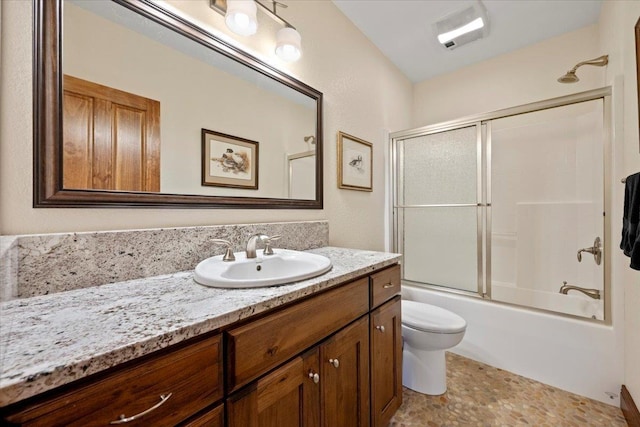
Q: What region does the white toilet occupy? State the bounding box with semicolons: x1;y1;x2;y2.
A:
401;300;467;395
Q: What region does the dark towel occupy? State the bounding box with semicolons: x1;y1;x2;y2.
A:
620;172;640;270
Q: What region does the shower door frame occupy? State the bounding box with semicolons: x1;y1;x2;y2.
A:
390;87;612;322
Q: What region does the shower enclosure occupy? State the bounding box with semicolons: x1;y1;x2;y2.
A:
391;88;610;321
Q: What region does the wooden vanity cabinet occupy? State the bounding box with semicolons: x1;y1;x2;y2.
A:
227;316;370;427
227;264;401;427
1;263;401;427
2;335;223;427
226;278;370;392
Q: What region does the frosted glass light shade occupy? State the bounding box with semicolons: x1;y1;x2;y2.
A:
225;0;257;36
275;27;302;62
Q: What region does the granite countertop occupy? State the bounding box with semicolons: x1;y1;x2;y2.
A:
0;247;401;407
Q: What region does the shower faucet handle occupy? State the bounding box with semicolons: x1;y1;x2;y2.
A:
577;237;601;265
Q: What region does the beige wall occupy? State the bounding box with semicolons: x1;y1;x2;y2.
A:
599;0;640;404
0;0;413;251
413;24;603;127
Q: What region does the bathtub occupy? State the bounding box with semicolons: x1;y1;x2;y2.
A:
490;281;604;320
402;283;623;406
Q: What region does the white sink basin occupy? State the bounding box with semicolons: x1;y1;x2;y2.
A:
194;249;332;288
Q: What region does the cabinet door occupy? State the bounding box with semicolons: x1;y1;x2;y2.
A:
227;348;320;427
180;403;224;427
370;296;402;427
321;316;370;427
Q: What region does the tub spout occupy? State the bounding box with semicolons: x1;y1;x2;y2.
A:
559;282;601;300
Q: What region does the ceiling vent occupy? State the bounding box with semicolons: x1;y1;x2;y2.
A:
434;1;489;51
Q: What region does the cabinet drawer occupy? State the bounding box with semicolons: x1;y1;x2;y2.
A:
5;335;223;427
227;278;369;392
370;265;401;308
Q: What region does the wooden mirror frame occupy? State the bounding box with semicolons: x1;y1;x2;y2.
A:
33;0;323;208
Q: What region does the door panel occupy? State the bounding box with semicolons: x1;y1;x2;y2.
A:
370;297;402;427
227;348;320;427
62;92;93;189
397;125;481;294
114;106;145;191
63;75;160;192
321;317;370;427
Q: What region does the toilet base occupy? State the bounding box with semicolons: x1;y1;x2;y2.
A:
402;346;447;395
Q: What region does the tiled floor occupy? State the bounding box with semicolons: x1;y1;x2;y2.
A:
390;353;627;427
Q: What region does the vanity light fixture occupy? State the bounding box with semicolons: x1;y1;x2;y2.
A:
434;1;489;50
211;0;302;62
225;0;258;36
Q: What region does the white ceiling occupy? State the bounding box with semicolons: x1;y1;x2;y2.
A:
332;0;603;83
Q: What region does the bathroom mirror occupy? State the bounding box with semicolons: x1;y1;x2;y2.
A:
34;0;323;208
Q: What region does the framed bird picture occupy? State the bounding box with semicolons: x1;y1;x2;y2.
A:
337;131;373;192
202;129;259;189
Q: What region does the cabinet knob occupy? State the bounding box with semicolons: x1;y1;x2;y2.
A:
328;358;340;368
376;325;386;333
308;371;320;384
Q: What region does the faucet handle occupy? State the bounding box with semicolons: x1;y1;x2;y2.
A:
263;235;281;256
211;239;236;262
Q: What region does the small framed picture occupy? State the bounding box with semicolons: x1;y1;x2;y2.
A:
202;129;258;189
337;131;373;191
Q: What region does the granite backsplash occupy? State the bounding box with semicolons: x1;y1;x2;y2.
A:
0;221;329;300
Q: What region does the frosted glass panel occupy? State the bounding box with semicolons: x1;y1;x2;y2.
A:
402;207;478;293
400;126;477;205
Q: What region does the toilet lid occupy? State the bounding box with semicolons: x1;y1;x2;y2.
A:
402;300;467;334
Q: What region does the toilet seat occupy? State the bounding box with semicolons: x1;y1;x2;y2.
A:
402;300;466;334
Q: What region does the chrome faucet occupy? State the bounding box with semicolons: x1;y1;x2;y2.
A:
559;281;601;300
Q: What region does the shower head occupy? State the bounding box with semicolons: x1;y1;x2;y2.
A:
557;55;609;84
557;71;580;84
304;135;315;144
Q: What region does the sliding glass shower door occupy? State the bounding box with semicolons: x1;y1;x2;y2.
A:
392;90;608;320
395;125;482;294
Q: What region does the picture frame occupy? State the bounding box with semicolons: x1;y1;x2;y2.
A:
337;131;373;192
202;129;258;189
